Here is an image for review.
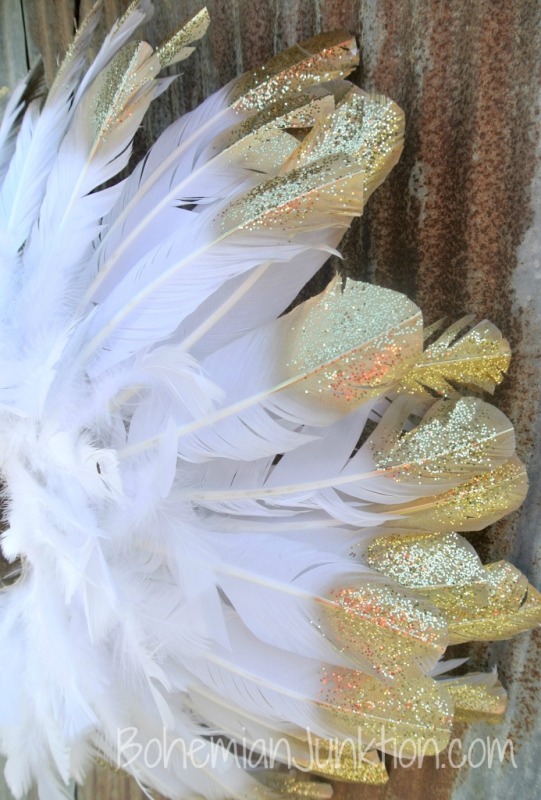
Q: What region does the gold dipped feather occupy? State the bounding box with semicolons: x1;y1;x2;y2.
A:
230;30;359;112
218;154;365;234
383;457;528;532
212;91;336;173
307;743;388;784
85;8;213;156
349;532;541;687
362;532;486;592
360;532;491;630
372;396;516;484
447;561;541;643
187;685;388;785
283;88;405;200
256;773;334;799
88;41;160;147
319;581;448;680
442;673;507;724
155;8;211;68
216;90;336;149
282;278;422;410
398;316;511;398
49;0;102;98
319;668;453;756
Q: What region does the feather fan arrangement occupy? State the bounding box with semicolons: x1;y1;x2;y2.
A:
0;2;539;798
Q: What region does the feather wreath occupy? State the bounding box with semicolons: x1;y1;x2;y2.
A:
0;2;539;798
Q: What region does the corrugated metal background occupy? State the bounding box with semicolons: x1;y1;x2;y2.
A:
1;1;540;798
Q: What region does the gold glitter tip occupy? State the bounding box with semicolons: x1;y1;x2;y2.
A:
113;0;151;32
319;667;453;756
320;581;447;678
362;534;490;630
256;771;332;799
283;88;404;200
156;8;210;68
213;90;336;171
442;673;507;723
386;456;528;532
223;127;300;174
309;742;388;784
448;561;541;643
363;531;486;590
398;316;511;398
90;41;159;145
50;0;102;97
211;91;336;174
419;582;489;626
373;396;516;484
218;153;364;234
230;30;359;112
218;90;335;147
357;92;404;198
283;277;422;410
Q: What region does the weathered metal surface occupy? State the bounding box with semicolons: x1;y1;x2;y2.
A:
1;1;540;799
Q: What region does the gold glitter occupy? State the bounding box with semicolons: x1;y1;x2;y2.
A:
218;154;364;233
398;316;511;398
320;582;447;679
308;741;388;784
356;511;540;646
50;1;102;96
231;31;359;112
219;92;334;146
442;674;507;723
363;532;486;590
156;8;210;68
355;93;404;198
284;88;404;200
373;397;515;483
256;772;333;799
210;92;335;174
214;90;335;157
421;583;489;624
273;91;336;129
283;278;422;410
319;668;452;756
114;0;143;31
91;42;158;143
387;457;528;532
372;557;540;644
220;127;299;174
448;561;541;643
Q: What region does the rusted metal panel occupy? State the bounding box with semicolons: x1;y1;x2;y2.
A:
1;2;540;799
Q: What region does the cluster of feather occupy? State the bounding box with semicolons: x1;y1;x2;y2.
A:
0;2;539;799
